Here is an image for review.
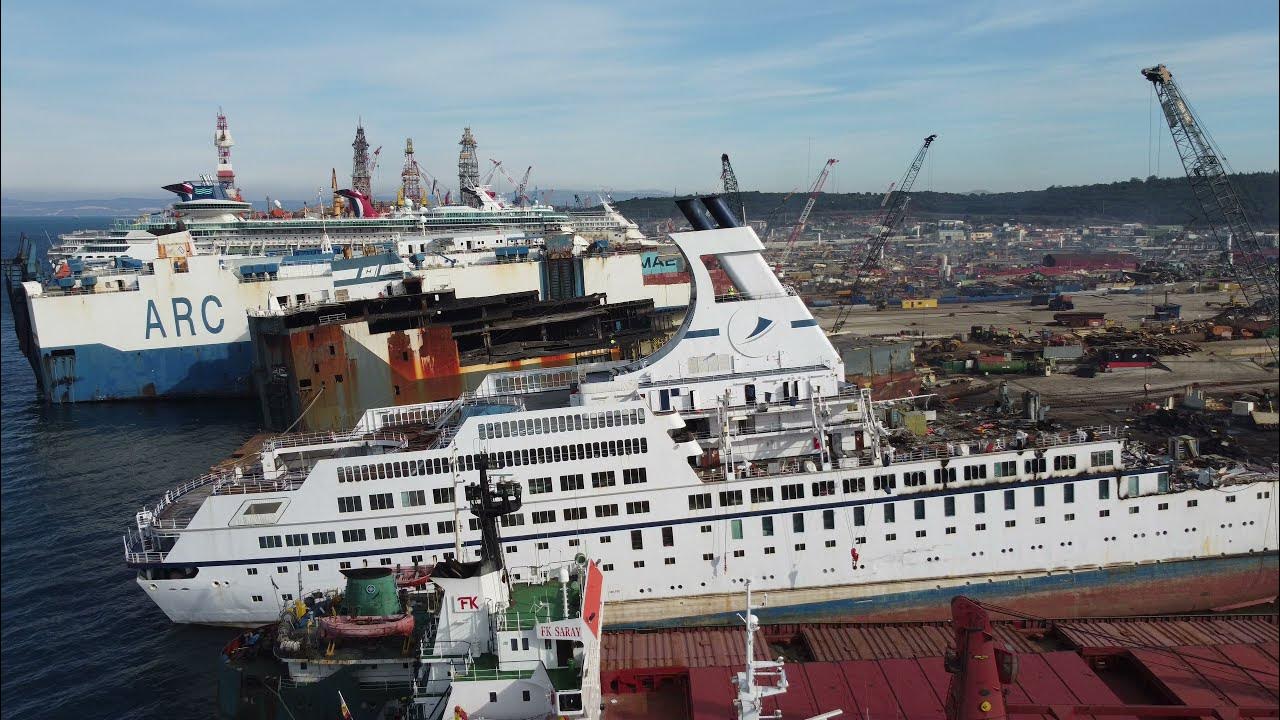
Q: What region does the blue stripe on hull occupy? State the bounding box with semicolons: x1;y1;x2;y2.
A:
39;341;254;402
613;553;1280;629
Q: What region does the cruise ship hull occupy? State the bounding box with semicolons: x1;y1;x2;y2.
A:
136;551;1278;628
608;552;1280;628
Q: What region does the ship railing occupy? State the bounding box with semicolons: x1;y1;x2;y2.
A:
263;429;407;453
420;639;473;662
879;425;1121;465
122;529;167;564
211;471;307;497
354;401;457;434
145;468;232;526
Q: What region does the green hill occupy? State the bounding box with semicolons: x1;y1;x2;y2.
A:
614;172;1278;227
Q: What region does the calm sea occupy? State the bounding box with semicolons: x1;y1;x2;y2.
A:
1;217;261;719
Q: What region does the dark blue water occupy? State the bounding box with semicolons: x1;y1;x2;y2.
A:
1;217;262;719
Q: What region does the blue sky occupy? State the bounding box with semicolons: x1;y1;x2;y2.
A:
2;0;1276;200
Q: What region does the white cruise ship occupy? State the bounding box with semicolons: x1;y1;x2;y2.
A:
124;196;1279;627
48;178;593;265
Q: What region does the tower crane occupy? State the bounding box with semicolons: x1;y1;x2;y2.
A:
1142;64;1278;327
779;158;838;269
720;153;745;225
831;134;937;334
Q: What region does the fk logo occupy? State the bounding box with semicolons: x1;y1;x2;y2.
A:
456;595;480;611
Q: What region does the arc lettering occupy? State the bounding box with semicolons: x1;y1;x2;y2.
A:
144;296;226;339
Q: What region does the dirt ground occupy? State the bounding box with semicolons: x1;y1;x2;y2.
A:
813;292;1279;464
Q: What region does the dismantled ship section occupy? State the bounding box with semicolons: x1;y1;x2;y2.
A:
250;288;661;431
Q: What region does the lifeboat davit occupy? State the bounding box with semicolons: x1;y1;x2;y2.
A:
319;613;415;640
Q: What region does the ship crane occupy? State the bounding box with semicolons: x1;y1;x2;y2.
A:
721;153;746;225
1142;64;1278;347
779;158;837;270
831;134;936;335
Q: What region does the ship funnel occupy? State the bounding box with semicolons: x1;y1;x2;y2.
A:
675;197;715;231
701;195;740;228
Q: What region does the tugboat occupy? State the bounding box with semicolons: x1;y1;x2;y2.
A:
408;458;605;719
218;456;605;720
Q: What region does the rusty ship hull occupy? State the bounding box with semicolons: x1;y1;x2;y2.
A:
250;287;666;430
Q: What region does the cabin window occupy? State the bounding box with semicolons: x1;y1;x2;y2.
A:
719;490;743;507
914;500;926;520
1063;484;1075;504
662;527;674;547
853;507;865;526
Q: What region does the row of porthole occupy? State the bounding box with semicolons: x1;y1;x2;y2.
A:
923;556;943;563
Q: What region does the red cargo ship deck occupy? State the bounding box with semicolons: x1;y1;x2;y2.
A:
600;612;1279;719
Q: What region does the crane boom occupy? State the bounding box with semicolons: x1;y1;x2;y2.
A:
780;158;837;267
831;135;937;334
1142;64;1277;316
515;166;532;206
720;153;745;224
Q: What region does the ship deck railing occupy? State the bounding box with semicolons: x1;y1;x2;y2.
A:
263;429;408;453
693;425;1124;483
144;467;310;531
213;471;307;498
419;639;474;662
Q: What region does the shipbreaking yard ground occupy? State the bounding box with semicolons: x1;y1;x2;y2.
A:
814;289;1280;463
814;288;1257;338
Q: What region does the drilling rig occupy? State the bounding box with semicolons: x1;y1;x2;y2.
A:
831;134;936;334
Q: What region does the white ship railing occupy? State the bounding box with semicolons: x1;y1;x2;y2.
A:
263;430;407;453
694;425;1123;482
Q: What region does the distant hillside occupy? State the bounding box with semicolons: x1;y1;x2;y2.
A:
614;172;1279;227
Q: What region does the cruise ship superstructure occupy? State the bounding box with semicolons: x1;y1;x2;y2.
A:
124;197;1279;626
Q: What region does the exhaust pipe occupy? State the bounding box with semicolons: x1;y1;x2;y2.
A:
701;195;740;228
675;197;715;231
